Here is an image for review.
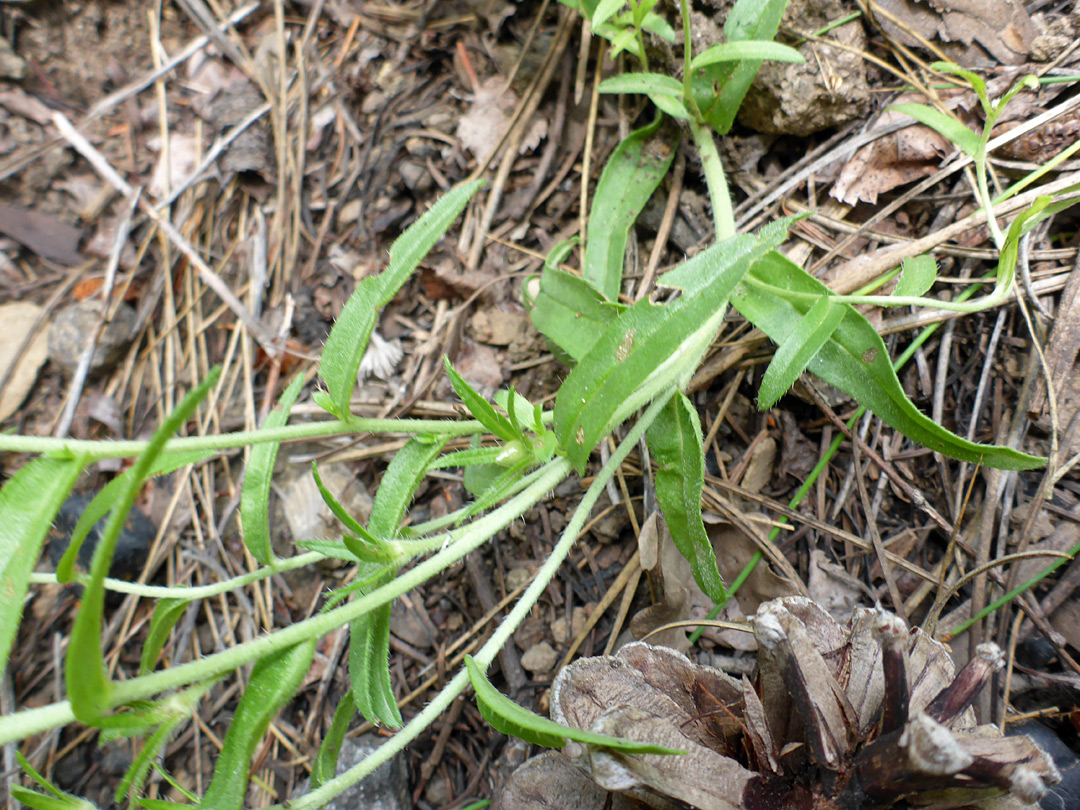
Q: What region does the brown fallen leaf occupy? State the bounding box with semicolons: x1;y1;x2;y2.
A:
0;203;83;266
0;302;50;422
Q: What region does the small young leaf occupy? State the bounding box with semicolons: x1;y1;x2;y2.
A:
241;374;304;565
494;389;540;434
598;72;683;98
758;295;845;410
311;462;391;561
591;0;625;27
68;368;221;726
10;787;93;810
525;265;622;361
640;11;676;41
887;102;980;158
429;446;506;470
893;255;938;298
689;39;804;70
319;180;483;417
583;116;677;301
646;394;726;604
465;655;683;754
350;602;403;728
311;691;357;789
444;358;517;441
197;640;315;810
732;251;1044;469
295;539;363;563
116;715;185;804
139;598;192;675
0;456;84;677
367;435;448;539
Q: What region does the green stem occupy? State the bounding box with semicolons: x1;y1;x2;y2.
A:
270;389;679;810
0;458;573;746
688;117;735;241
0;417;490;460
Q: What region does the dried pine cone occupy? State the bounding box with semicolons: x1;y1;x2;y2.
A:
500;597;1060;810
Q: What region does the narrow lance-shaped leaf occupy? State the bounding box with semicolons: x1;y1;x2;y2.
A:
598;73;690;120
465;655;683;754
887;102;980;158
646;393;726;604
350;599;403;728
689;39;805;70
444;357;518;441
311;691;357;789
197;639;315;810
0;455;85;677
311;461;395;562
319;179;483;418
240;374;304;565
368;435;449;539
583;115;677;301
758;295;845;410
139;598;192;676
732;251;1044;469
68;368;221;726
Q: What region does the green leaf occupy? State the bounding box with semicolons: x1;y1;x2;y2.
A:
758;295;845;410
465;655;684;754
893;255;937;299
0;456;84;677
116;716;185;804
591;0;625;27
197;640;315;810
350;601;403;727
57;449;213;583
430;446;506;470
444;358;518;442
555;225;795;474
640;11;676;41
732;252;1044;469
995;193;1079;299
583;116;677;301
494;389;541;434
598;73;690;120
311;691;356;789
524;265;622;362
319;180;483;418
689;39;804;70
295;539;363;563
241;374;304;565
68;368;221;726
139;598;191;675
311;462;394;561
368;435;448;539
10;787;93;810
698;0;789;134
646;394;726;604
887;102;980;158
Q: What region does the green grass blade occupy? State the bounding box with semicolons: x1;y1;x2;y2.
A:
0;456;84;677
887;102;980;158
319;180;483;418
646;393;726;604
240;374;304;565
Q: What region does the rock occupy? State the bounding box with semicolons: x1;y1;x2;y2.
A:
46;492;156;581
735;0;870;135
506;567;532;591
552;607;589;646
293;735;410;810
470;308;529;346
521;642;558;673
0;37;25;80
48;300;137;377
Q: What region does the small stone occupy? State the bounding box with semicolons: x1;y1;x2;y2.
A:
424;778;453;807
47;492;156;581
552;606;590;646
521;642;558;673
48;300;137;377
339;197;363;224
0;37;25;80
506;567;532;591
293;735;409;810
398;161;431;192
